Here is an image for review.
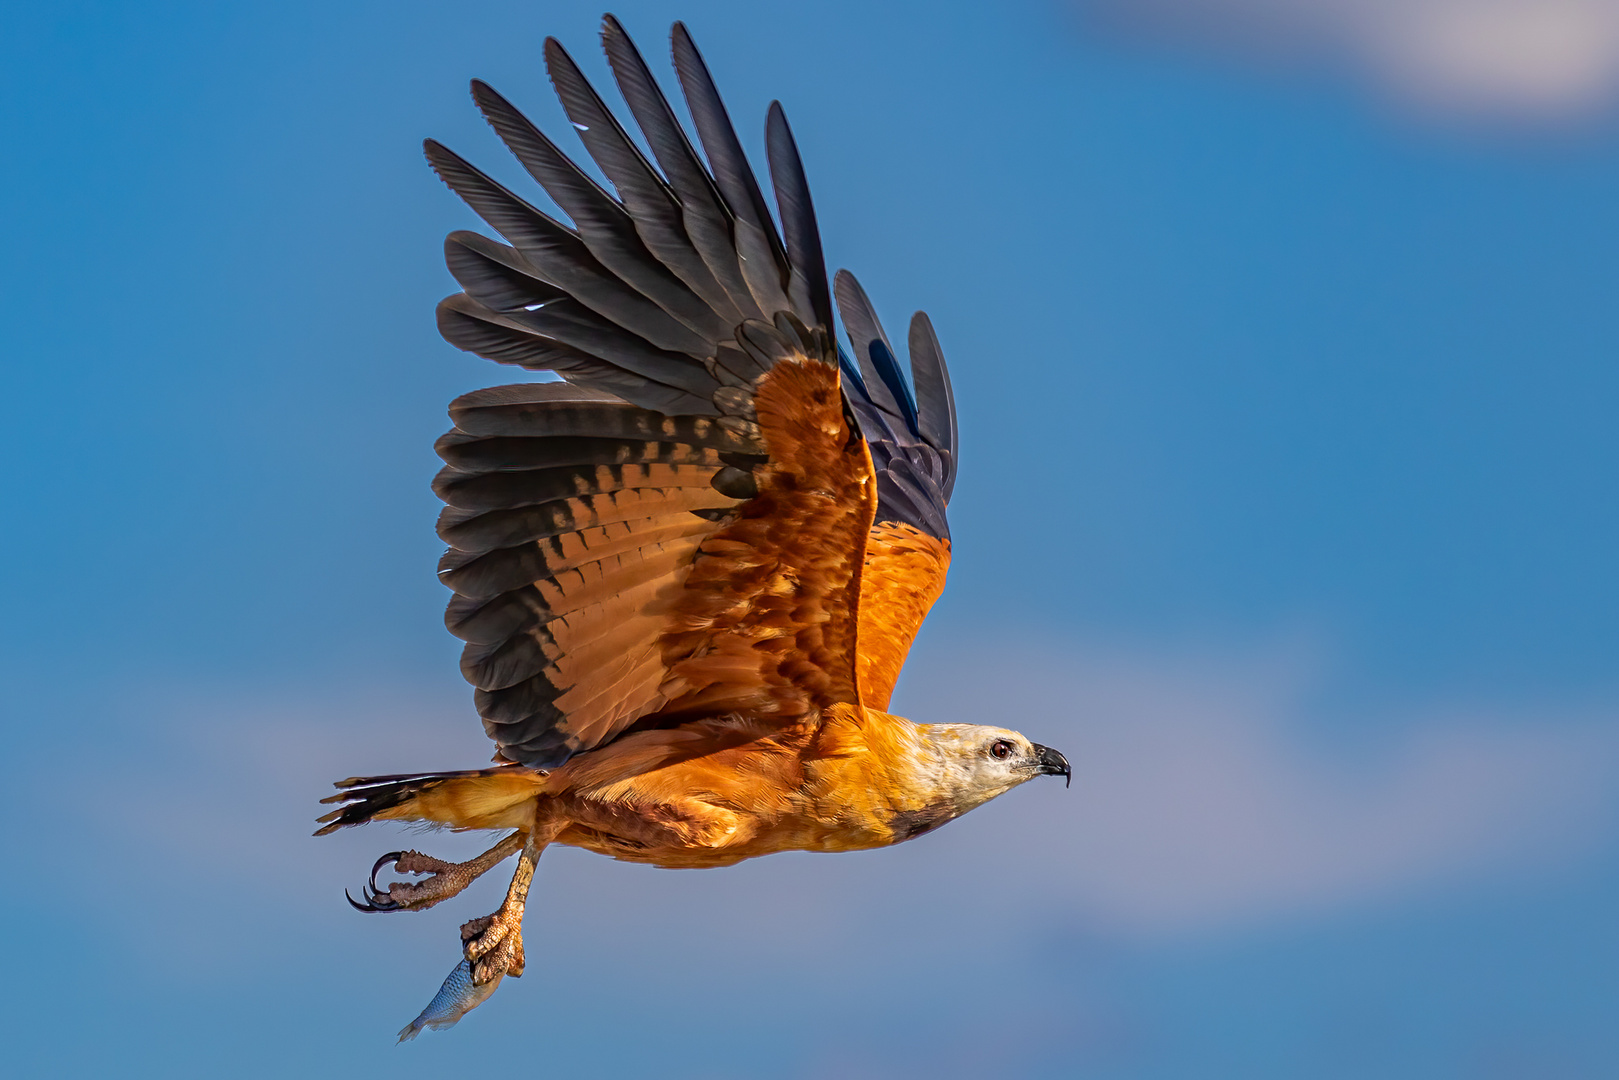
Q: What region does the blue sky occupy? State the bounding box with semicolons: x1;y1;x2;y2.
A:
3;1;1616;1076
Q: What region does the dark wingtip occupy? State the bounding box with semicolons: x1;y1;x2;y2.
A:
468;78;503;113
422;137;456;176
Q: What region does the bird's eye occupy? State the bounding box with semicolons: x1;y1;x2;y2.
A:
989;739;1015;760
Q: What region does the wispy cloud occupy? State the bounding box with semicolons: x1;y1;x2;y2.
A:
1077;0;1619;121
71;639;1619;959
901;639;1619;935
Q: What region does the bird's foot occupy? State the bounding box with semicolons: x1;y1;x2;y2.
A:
347;850;460;912
347;832;522;913
461;900;526;984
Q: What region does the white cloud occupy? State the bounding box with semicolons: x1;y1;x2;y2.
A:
1079;0;1619;119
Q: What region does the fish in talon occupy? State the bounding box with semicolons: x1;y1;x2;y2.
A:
397;960;501;1042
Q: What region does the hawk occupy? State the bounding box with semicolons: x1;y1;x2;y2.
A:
316;16;1070;1039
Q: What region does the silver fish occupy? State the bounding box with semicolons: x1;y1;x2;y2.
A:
397;960;502;1042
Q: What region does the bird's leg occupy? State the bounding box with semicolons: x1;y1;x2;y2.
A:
459;822;558;984
347;831;523;913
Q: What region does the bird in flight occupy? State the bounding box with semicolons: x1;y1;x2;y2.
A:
316;15;1071;1039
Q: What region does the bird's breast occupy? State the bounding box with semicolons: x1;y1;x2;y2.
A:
547;705;947;867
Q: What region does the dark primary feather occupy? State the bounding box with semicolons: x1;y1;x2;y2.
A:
599;15;761;323
669;21;794;319
544;37;742;325
468;79;726;348
832;269;958;539
765;102;833;333
427;140;713;366
907;311;958;501
435;293;716;414
444;230;569;312
834;269;914;429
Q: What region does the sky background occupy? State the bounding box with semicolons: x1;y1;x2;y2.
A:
3;0;1617;1076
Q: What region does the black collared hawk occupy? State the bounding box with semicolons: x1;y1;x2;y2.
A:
315;16;1070;1039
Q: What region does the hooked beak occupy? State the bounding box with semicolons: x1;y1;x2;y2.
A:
1030;743;1071;788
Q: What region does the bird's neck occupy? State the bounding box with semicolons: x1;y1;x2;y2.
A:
808;704;975;836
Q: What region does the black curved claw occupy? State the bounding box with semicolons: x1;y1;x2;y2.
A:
346;886;401;913
345;852;408;913
370;851;405;893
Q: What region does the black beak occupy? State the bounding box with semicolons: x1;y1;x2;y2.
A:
1031;743;1071;788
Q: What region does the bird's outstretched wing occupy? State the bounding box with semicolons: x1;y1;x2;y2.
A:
835;271;957;710
431;19;878;768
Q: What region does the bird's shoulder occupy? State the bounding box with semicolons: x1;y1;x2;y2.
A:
551;704;929;813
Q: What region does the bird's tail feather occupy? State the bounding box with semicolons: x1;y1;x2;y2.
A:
314;765;546;836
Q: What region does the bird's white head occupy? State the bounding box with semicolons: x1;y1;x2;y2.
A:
888;723;1071;840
